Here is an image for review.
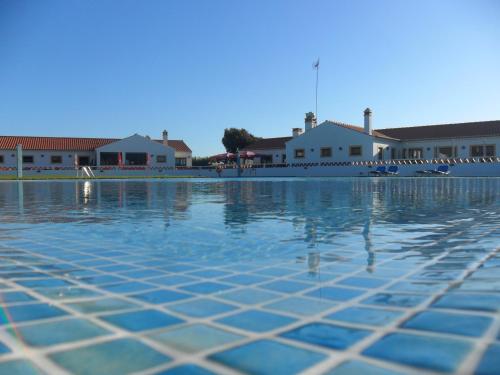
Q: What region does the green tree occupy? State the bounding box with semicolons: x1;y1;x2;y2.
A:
222;128;260;153
192;157;210;166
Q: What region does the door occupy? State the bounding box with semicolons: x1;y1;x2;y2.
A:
377;147;384;160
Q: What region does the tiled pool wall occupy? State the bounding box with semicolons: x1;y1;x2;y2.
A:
0;178;498;375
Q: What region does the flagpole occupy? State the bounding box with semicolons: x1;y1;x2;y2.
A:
315;63;319;120
314;58;319;121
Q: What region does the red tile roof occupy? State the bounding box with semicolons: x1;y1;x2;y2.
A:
377;120;500;140
241;137;293;151
0;136;191;153
154;139;192;153
325;121;397;140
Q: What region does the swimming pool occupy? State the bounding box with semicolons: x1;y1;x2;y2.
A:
0;178;498;375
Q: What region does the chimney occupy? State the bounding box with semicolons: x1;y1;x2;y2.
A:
162;130;168;146
292;128;303;138
364;108;372;135
304;112;317;132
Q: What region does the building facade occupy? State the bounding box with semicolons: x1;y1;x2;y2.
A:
0;131;192;168
244;110;500;165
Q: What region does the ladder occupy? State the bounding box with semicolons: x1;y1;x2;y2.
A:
77;166;96;179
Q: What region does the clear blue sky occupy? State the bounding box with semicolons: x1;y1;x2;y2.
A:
1;0;499;156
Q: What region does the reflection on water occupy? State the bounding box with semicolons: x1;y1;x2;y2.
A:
0;178;499;269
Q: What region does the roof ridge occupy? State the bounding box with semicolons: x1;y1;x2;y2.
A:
378;119;500;131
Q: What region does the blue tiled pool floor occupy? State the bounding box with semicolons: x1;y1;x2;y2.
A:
0;178;499;374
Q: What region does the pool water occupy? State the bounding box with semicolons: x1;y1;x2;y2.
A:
0;178;498;375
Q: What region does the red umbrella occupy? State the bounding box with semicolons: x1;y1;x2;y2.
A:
210;153;236;161
239;151;255;159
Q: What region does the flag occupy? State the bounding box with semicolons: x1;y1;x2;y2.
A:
313;58;320;69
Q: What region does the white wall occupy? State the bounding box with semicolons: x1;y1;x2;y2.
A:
247;148;286;164
174;151;192;167
96;134;176;167
0;150;94;168
397;136;500;159
285;122;397;163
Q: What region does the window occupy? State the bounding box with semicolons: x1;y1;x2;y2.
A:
294;149;305;158
408;148;423;159
125;153;147;165
320;147;332;158
485;145;496;156
471;145;496;157
78;156;90;166
156;155;167;163
51;155;62;164
391;148;396;159
259;155;272;164
175;157;187;166
0;155;3;164
470;145;483;157
438;146;453;158
100;152;119;166
23;155;34;163
349;146;362;156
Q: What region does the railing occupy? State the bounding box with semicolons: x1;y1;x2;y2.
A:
0;157;498;173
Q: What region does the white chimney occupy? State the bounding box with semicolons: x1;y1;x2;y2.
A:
162;130;168;146
304;112;317;132
292;128;303;137
364;108;372;135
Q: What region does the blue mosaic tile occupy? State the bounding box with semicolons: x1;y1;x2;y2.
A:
0;360;46;375
80;274;127;285
282;322;371;350
101;281;154;294
156;364;215;375
432;292;500;312
337;276;389;289
259;280;311;293
265;296;336;316
50;338;170;375
148;323;243;353
148;275;198;286
179;281;233;294
159;264;200;273
475;343;500;375
0;341;10;355
168;298;238;318
66;298;139;314
101;309;183;332
130;289;192;304
326;306;403;326
362;293;428;308
209;339;326;375
118;269;165;279
217;309;296;332
387;281;447;293
324;360;406;375
306;286;365;301
403;310;492;337
188;269;232;278
0;291;36;303
10;318;110;347
220;273;270;285
254;267;297;277
292;271;339;283
16;278;75;288
218;288;282;304
0;303;67;324
34;286;102;300
363;332;471;372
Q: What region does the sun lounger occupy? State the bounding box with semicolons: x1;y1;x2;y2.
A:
417;164;450;175
369;166;386;176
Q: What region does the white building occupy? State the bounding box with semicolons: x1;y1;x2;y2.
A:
244;110;500;164
0;131;192;168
